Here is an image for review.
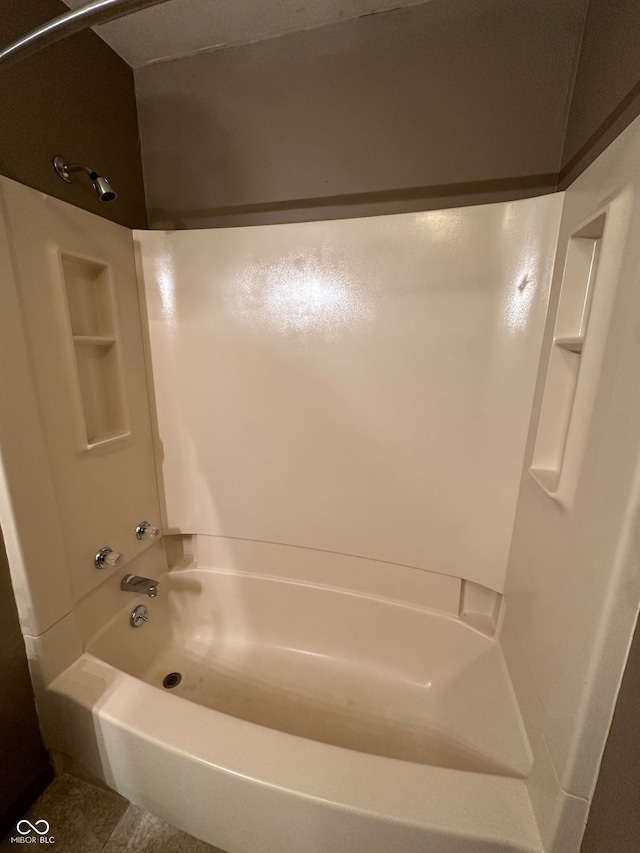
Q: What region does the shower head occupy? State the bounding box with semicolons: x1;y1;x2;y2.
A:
53;156;118;203
92;175;117;203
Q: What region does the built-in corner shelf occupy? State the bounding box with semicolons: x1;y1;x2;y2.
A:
61;254;130;450
553;336;583;354
72;335;117;346
458;580;502;637
529;213;606;502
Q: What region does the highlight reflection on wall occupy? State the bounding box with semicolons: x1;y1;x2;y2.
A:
230;249;373;337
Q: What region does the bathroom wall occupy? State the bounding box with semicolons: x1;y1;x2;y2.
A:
502;113;640;851
0;0;147;229
136;0;586;228
0;526;52;841
137;194;562;595
560;0;640;188
580;617;640;852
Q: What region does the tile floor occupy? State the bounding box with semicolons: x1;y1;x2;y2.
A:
0;773;227;852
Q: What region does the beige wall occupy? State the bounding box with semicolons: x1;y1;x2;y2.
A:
560;0;640;189
0;527;52;840
4;0;640;234
0;0;147;229
580;617;640;853
136;0;586;229
135;0;640;229
7;0;640;234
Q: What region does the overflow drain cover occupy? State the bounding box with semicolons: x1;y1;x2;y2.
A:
162;672;182;689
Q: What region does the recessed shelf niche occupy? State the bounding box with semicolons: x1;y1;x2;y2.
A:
458;580;502;637
529;213;605;500
61;254;130;449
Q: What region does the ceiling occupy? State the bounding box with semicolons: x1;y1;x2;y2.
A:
62;0;432;68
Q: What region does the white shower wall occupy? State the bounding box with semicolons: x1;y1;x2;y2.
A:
501;111;640;853
0;178;163;639
137;195;562;593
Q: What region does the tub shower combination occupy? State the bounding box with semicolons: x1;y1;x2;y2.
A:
2;111;640;853
40;190;556;853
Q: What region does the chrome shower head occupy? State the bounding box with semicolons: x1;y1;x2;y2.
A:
53;156;117;203
92;175;117;203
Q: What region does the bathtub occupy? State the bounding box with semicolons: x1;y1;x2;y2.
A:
45;564;543;853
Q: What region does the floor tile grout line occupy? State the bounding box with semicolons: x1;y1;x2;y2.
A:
98;803;132;852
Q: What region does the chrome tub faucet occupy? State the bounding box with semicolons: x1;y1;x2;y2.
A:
121;574;159;598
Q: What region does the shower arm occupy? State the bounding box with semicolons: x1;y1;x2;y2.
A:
63;163;99;180
0;0;175;70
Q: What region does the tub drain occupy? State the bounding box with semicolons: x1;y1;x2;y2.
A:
162;672;182;689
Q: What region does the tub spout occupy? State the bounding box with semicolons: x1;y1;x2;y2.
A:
121;574;159;597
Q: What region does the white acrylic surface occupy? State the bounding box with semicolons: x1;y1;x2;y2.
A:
192;533;462;615
46;653;543;853
0;178;164;614
503;113;640;851
137;196;562;593
43;565;541;853
0;189;73;635
87;563;531;777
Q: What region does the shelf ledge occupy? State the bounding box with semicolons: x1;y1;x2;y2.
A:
85;430;131;452
529;467;560;498
554;336;584;354
73;335;117;346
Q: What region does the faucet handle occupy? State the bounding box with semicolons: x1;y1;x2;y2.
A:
95;547;124;569
136;521;160;541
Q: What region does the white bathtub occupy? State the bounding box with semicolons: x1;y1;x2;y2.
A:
45;565;543;853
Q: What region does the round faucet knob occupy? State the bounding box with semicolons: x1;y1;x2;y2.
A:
94;547;124;569
136;521;160;541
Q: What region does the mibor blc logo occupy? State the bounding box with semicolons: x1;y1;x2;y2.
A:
9;819;55;844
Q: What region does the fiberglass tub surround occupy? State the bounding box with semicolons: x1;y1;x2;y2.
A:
49;192;560;853
138;194;563;595
1;183;560;853
3;113;640;853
